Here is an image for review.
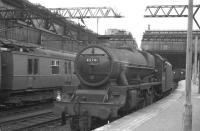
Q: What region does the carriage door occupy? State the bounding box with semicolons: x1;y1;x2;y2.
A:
27;58;39;88
64;61;72;85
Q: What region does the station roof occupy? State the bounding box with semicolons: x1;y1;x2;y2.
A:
0;37;40;49
1;0;96;34
142;30;200;41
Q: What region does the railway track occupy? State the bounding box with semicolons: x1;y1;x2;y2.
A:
0;103;53;119
0;103;66;131
0;112;62;131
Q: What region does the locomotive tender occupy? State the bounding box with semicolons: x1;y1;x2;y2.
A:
0;46;78;106
55;44;174;131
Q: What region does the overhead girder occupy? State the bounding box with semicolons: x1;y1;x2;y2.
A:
144;5;200;29
49;7;123;19
0;7;122;19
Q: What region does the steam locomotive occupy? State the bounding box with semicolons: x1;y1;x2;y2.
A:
173;68;186;83
54;44;174;131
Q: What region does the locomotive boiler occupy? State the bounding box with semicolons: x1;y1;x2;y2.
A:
75;45;155;87
55;44;174;131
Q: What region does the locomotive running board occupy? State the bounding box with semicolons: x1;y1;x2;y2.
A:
112;82;161;90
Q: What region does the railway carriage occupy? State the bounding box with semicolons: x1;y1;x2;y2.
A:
0;48;78;105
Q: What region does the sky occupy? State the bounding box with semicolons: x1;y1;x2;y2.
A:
29;0;200;47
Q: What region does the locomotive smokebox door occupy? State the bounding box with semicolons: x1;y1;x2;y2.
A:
75;46;113;87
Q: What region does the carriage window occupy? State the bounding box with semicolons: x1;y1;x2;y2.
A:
64;62;68;74
34;59;39;74
68;61;72;74
51;60;60;74
28;59;33;74
71;62;74;73
64;61;72;74
28;58;39;75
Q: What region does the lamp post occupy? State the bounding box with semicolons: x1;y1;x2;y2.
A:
183;0;193;130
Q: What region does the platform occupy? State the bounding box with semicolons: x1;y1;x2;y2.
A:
94;80;200;131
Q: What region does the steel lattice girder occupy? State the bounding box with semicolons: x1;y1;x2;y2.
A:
0;7;123;20
49;7;123;19
144;5;200;29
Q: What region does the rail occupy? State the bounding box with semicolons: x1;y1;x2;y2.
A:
0;112;62;131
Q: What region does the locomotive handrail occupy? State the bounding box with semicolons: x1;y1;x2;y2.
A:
126;64;155;70
112;82;161;90
81;54;105;56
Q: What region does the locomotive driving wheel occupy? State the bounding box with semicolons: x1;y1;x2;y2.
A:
70;117;79;131
137;89;154;109
70;115;91;131
145;89;154;105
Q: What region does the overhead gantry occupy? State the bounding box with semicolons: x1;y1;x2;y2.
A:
144;5;200;29
49;7;123;19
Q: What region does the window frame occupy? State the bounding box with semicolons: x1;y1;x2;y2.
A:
64;60;72;74
51;59;60;74
27;58;39;75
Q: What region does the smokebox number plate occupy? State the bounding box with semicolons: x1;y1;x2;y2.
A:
86;57;99;64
